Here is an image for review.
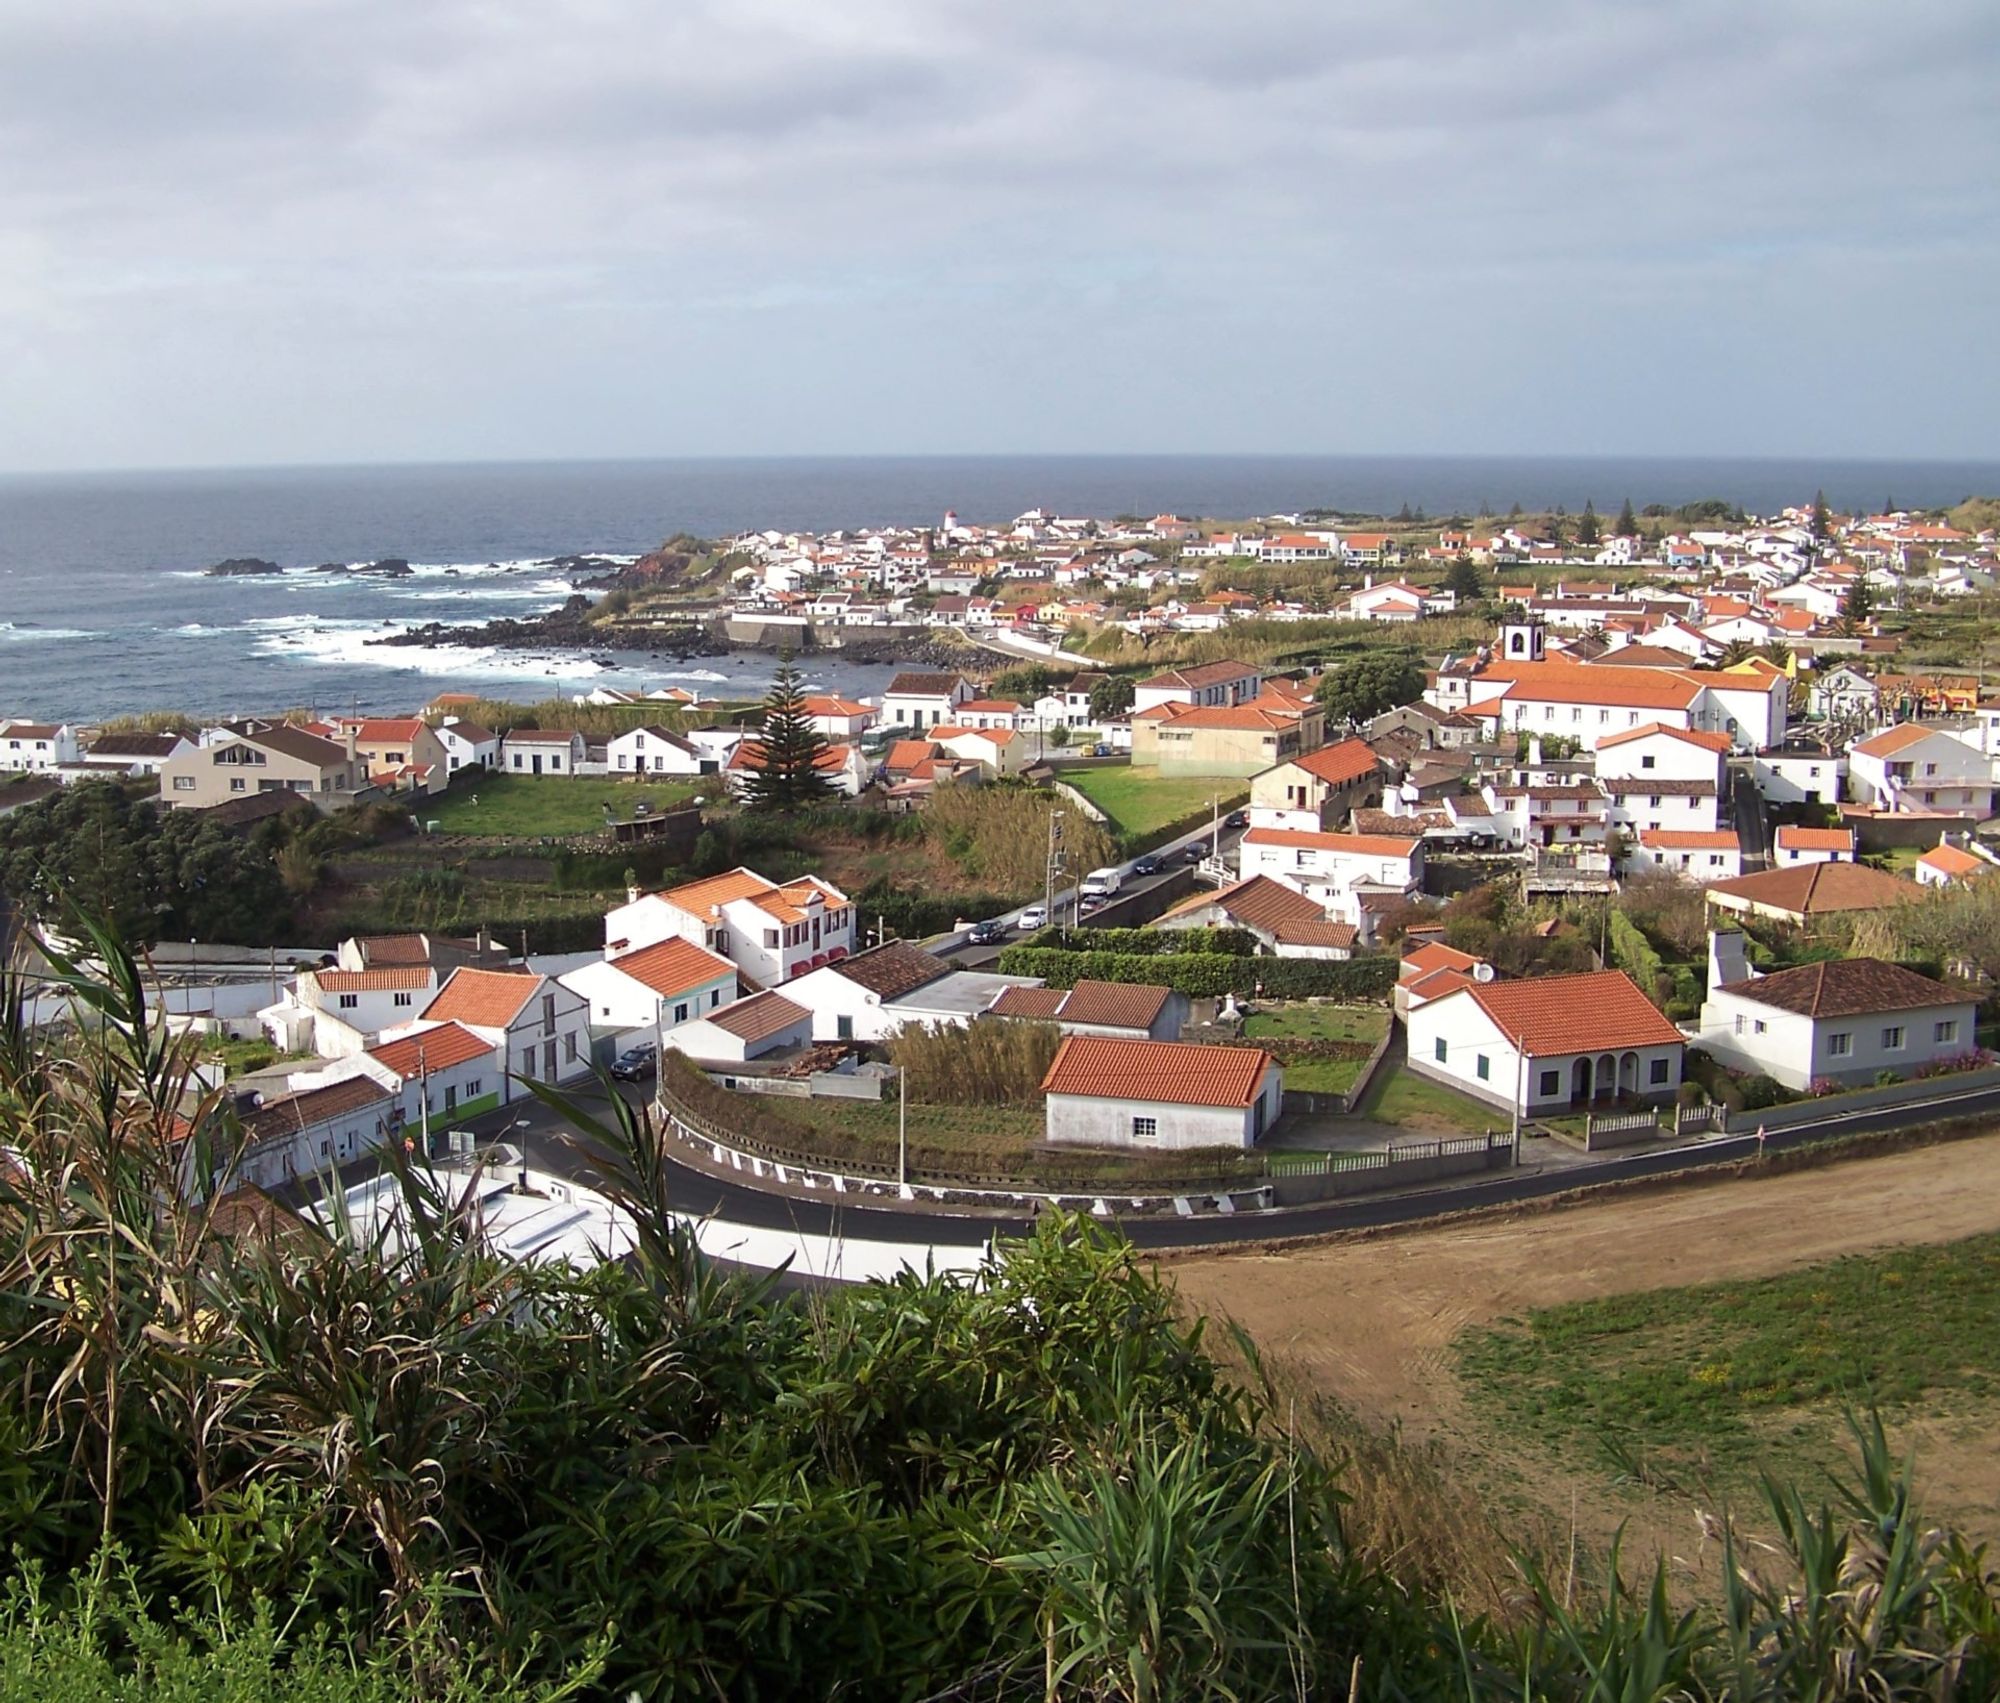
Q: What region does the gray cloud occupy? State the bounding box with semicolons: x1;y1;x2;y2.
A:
0;0;1994;467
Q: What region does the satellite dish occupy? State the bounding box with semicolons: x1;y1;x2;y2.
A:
1472;961;1496;982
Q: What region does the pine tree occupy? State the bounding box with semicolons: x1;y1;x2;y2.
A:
1812;489;1831;540
743;661;836;812
1616;497;1639;538
1444;554;1485;603
1576;500;1601;546
1841;578;1874;632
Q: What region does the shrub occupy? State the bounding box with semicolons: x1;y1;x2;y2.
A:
1738;1073;1792;1110
887;1019;1063;1105
995;946;1397;1002
1606;910;1664;1003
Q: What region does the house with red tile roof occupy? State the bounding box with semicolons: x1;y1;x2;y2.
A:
1040;1035;1283;1150
1237;827;1422;937
1156;875;1358;960
1915;838;1997;887
604;866;855;987
1848;723;1998;817
989;978;1185;1040
1406;968;1685;1116
396;967;593;1095
559;935;739;1035
1247;737;1385;830
311;717;450;795
1773;825;1856;867
1697;933;1977;1091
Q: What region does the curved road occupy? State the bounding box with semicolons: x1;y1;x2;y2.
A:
498;1073;2000;1261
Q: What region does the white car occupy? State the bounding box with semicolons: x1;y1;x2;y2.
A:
1015;905;1048;931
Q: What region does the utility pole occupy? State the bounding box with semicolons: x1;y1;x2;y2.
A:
1045;807;1065;931
417;1040;431;1160
897;1065;908;1192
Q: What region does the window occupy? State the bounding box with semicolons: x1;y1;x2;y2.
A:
229;777;246;792
1475;1054;1490;1081
1640;754;1656;770
1828;1031;1852;1057
710;989;722;1008
836;1015;854;1041
674;1002;689;1024
1434;1036;1447;1062
565;1032;579;1062
1936;1019;1959;1044
1539;1068;1559;1096
764;929;779;948
1881;1025;1904;1050
465;1079;481;1098
1649;1058;1670;1085
393;992;412;1007
1131;1116;1158;1141
172;775;195;791
1753;1019;1767;1034
338;993;358;1010
542;993;556;1034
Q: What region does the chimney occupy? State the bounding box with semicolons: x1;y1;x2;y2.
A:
1707;929;1751;996
1364;573;1373;589
344;722;358;763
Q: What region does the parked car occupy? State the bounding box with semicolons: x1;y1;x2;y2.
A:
1130;854;1161;877
609;1043;658;1081
1016;905;1049;931
1180;842;1210;865
967;919;1008;945
1091;742;1114;757
1224;809;1248;829
1079;894;1106;916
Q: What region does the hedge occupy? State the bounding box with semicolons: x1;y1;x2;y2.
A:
1022;925;1259;957
1607;910;1663;1000
996;946;1397;1001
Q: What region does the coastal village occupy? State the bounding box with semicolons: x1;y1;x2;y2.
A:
7;494;2000;1225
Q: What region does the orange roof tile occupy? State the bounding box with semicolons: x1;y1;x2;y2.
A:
421;967;541;1029
1704;862;1922;915
1040;1035;1272;1108
367;1021;493;1079
1399;941;1484;981
1775;826;1856;851
1492;662;1703;712
311;968;434;994
1596;722;1732;754
608;936;736;996
1851;723;1939;758
1456;970;1684;1055
652;867;783;917
1290;737;1380;787
1917;843;1990;879
1638;830;1741;849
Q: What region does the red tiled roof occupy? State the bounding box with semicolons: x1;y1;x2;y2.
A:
1718;959;1965;1019
1041;1035;1272;1108
351;933;432;967
1851;724;1937;758
1400;941;1484;981
1596;722;1733;754
421;967;541;1029
1139;659;1260;690
311;968;434;994
367;1021;493;1078
1775;826;1856;851
608;936;735;997
1458;970;1684;1056
1704;862;1922;915
1290;738;1379;787
1917;843;1990;879
1487;660;1703;711
703;990;809;1042
994;978;1172;1031
1638;830;1741;850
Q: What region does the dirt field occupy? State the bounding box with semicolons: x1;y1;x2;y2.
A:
1169;1130;2000;1546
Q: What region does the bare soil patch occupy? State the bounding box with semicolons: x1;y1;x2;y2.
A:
1169;1130;2000;1547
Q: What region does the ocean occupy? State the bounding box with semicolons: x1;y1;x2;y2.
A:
0;454;1993;724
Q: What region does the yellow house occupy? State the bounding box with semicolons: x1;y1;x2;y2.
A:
1130;699;1325;777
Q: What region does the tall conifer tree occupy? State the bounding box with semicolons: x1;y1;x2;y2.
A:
744;661;836;811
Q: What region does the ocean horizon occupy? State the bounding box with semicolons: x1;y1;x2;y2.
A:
1;452;1994;724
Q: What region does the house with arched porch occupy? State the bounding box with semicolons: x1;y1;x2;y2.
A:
1405;968;1686;1119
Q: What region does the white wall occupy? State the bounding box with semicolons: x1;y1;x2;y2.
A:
560;958;735;1032
1696;990;1977;1090
1407;993;1682;1112
1751;752;1844;805
1043;1081;1277;1150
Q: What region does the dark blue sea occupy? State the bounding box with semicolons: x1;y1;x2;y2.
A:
0;454;1993;723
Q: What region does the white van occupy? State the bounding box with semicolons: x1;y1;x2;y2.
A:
1079;866;1124;901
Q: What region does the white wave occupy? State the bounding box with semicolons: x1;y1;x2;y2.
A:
395;580;581;603
0;623;94;642
248;621;617;684
657;668;729;683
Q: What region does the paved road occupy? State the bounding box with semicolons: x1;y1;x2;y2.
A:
1732;763;1772;872
933;822;1245;968
449;1069;2000;1266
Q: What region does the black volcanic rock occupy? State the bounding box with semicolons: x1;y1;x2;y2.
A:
357;557;413;576
203;557;285;577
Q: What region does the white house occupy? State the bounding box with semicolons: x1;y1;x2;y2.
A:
76;731;197;778
1040;1035;1282;1150
604;867;855;987
500;729;587;776
660;989;814;1062
1154;875;1357;959
1848;724;1998;817
219;1075;402;1194
723;739;872;798
1338;581;1454;623
1594;722;1728;837
433;718;501;774
1915;839;1997;886
987;979;1186;1041
397;967;592;1095
1132;660;1262;714
1405;968;1685;1115
800;695;878;739
1750;749;1846;806
263;963;438;1058
607;725;709;777
881;672;975;729
1695;932;1978;1091
1773;825;1856;866
559;935;738;1036
1237;828;1422;928
0;721;80;773
1625;828;1744;880
779;939;1038;1042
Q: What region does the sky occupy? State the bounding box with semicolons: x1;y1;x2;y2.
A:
2;0;1996;472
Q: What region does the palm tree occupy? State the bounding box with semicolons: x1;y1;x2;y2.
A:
1716;638;1757;669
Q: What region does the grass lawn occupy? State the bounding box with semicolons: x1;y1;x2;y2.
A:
1353;1060;1503;1135
424;770;704;838
204;1037;315;1080
1060;766;1247;841
1245;1005;1389;1045
1457;1231;2000;1484
1281;1057;1369;1095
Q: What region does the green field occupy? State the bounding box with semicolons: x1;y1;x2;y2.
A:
1457;1231;2000;1483
1244;1005;1389;1045
1352;1060;1502;1134
1060;765;1246;840
422;770;705;837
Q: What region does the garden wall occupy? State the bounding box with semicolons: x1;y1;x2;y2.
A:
1723;1061;2000;1134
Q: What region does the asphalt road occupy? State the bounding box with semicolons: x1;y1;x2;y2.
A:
458;1068;2000;1264
1732;763;1772;872
933;822;1245;968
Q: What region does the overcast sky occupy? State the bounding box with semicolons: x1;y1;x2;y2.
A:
2;0;1995;472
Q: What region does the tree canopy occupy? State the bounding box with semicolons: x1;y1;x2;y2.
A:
1314;651;1426;725
1087;673;1136;721
742;662;837;812
1444;554;1486;603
